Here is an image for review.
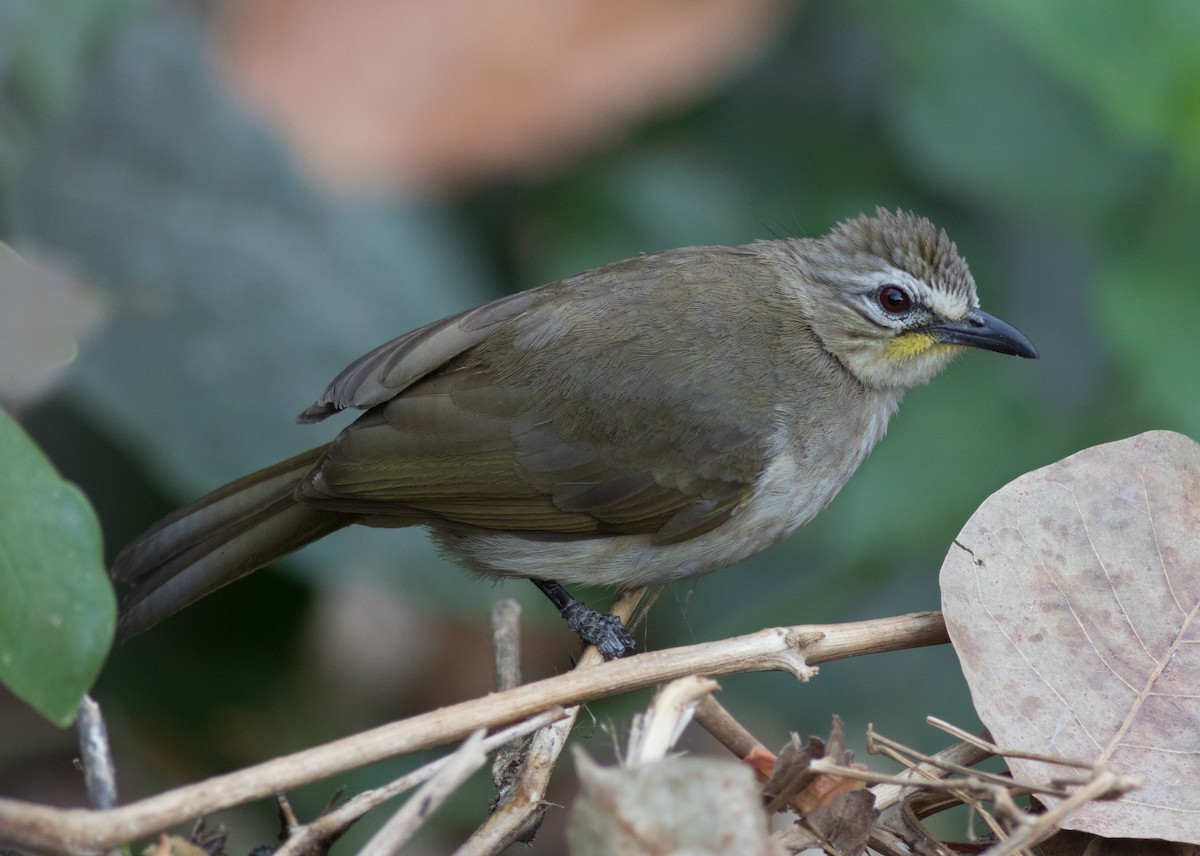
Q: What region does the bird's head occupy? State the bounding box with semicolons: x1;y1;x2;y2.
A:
790;209;1038;390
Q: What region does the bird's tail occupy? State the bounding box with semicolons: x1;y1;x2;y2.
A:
111;444;347;640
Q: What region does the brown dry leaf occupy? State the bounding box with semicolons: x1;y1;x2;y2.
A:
216;0;789;192
792;769;866;815
763;717;869;817
779;789;876;856
942;431;1200;844
766;724;874;856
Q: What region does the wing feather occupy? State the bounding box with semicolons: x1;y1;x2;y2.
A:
298;246;791;542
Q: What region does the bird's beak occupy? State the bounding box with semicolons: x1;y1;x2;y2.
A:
927;308;1039;359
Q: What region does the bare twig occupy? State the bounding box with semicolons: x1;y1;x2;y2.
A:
870;734;992;812
488;598;526;812
981;769;1137;856
926;717;1099;772
693;696;766;761
489;600;522;693
273;708;568;856
75;697;117;812
0;610;947;855
75;697;121;856
869;732;1030;793
626;676;719;764
862;724;1140;856
358;730;489;856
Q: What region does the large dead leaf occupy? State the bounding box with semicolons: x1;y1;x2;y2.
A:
942;431;1200;843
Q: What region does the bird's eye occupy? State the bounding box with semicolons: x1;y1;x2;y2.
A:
877;285;912;315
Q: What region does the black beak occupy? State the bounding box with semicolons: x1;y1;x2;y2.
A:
928;308;1039;359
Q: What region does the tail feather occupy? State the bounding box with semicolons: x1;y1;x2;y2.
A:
112;445;347;639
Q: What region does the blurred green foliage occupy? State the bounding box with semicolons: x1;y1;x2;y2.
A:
2;0;1198;852
0;409;112;726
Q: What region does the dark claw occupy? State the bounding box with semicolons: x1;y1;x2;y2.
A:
531;578;637;659
559;602;636;659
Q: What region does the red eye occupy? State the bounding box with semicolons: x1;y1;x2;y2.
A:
878;285;912;314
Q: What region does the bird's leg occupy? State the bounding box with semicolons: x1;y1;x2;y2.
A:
530;578;636;660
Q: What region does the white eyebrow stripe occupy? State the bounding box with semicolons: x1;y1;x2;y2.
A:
923;282;972;319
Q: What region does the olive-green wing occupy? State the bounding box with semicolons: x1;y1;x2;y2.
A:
298;247;783;543
300;367;762;543
297;288;541;423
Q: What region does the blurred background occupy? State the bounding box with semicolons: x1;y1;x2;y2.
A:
2;0;1198;852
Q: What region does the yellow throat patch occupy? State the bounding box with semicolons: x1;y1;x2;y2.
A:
885;331;956;362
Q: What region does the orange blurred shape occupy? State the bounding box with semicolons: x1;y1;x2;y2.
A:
216;0;789;194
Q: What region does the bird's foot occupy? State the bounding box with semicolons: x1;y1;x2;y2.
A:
558;600;636;660
531;578;636;659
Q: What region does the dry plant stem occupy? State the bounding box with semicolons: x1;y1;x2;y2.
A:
76;697;117;811
627;675;720;764
870;731;1059;794
871;737;993;812
488;598;525;805
693;695;766;760
927;717;1102;772
75;697;122;856
983;770;1132;856
454;588;644;856
862;723;1140;856
866;727;996;855
808;759;1040;799
272;707;568;856
358;730;489;856
275;794;302;843
873;738;1007;856
490;599;522;692
0;610;945;856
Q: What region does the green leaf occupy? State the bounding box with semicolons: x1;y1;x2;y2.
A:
0;409;113;726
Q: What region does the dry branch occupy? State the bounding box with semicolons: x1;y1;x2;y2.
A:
270;707;567;856
0;610;947;855
358;730;489;856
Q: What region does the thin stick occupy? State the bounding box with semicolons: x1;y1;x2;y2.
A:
272;707;568;856
926;717;1096;770
76;697;117;812
358;730;488;856
974;770;1137;856
489;600;522;693
870;737;992;813
627;676;719;764
487;598;526;812
693;696;766;760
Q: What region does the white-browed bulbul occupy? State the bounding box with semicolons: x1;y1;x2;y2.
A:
112;209;1038;657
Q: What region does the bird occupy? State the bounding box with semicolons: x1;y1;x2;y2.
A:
111;209;1038;658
